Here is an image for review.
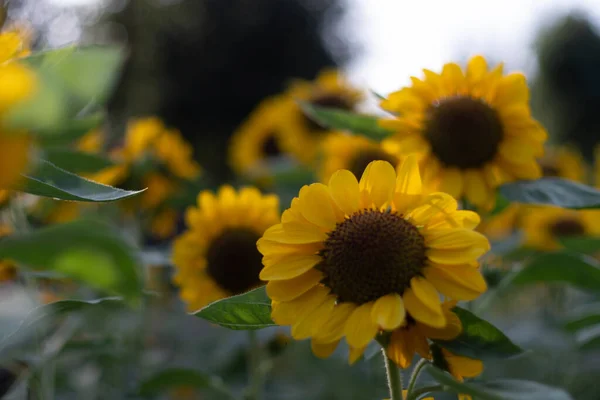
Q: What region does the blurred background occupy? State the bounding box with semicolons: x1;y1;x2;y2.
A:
3;0;600;399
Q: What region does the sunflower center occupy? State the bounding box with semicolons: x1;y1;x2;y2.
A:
550;218;585;238
317;209;426;304
261;134;281;157
348;150;399;180
424;96;504;169
205;228;263;294
304;93;353;132
541;164;560;177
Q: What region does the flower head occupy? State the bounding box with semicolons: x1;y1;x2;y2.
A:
258;157;489;363
278;69;363;164
172;186;279;311
380;56;547;208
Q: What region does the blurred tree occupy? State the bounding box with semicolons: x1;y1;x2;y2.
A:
105;0;354;181
532;14;600;161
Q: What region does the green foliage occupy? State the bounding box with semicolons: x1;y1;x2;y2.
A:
299;102;393;140
499;178;600;209
434;307;523;359
425;364;574;400
138;368;230;397
42;148;114;174
559;236;600;254
0;220;142;303
509;251;600;291
8;46;124;134
564;303;600;332
36;113;104;147
193;286;275;330
18;160;143;202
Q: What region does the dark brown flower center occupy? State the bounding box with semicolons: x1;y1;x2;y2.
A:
304;93;354;133
348;150;399;180
424;96;504;169
541;163;560;177
205;228;263;294
317;209;426;304
550;218;585;238
261;133;281;157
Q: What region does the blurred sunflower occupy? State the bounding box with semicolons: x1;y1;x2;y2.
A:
258;157;489;365
521;206;600;251
0;25;30;64
278;69;363;164
172;186;279;311
538;146;586;182
318;133;402;183
379;55;547;208
0;62;36;189
229;96;289;182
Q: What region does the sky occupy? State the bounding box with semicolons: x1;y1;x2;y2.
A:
48;0;600;95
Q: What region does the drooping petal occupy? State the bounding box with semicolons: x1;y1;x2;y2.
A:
344;302;380;349
262;223;327;244
425;228;490;250
314;302;357;343
271;286;329;326
311;339;340;359
348;346;366;365
292;295;336;339
260;254;322;280
371;293;406;330
403;279;445;328
387;328;416;369
423;264;487;301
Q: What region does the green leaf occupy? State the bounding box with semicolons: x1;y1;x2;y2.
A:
576;325;600;350
42;148;114;174
433;307;522;359
489;193;511;216
499;178;600;209
0;220;142;303
559;236;600;254
193;286;275;330
8;47;123;134
37;113;104;146
510;251;600;291
564;303;600;332
138;368;226;396
299;102;393;140
18;160;143;202
425;365;573;400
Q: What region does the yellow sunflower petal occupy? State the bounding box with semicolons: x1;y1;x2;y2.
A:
423;264;487;301
371;293;406;331
265;269;323;301
299;183;338;230
395;155;422;195
359;161;397;208
271;286;329;326
425;228;489;250
262;223;327;244
464;169;491;207
409;193;457;226
292;295;336;339
314;302;357;343
466;55;488;84
418;307;462;341
426;246;487;265
349;346;366;365
494;73;528;107
403;278;445;328
329;169;360;216
311;339;339;359
438;168;463;199
344;302;380;349
260;254;322;280
443;349;484;379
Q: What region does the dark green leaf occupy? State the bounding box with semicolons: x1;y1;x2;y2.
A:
299;102;393;140
499;178;600;209
489;193;511;216
193;286;275;330
138;368;225;396
18;160;143;202
425;365;573;400
564;303;600;332
433;307;522;359
510;251;600;291
0;220;142;303
42;148;114;174
559;236;600;254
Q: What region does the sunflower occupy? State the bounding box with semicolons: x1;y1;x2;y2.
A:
258;157;489;364
0;62;36;189
229;96;290;182
172;186;279;311
318;133;402;183
278;69;363;164
0;25;30;64
538;145;586;182
521;206;600;251
379;55;547;209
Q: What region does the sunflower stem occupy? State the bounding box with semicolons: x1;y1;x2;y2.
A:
381;348;403;400
406;358;429;397
405;385;446;400
245;330;266;400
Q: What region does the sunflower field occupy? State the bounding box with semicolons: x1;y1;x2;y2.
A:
1;3;600;400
